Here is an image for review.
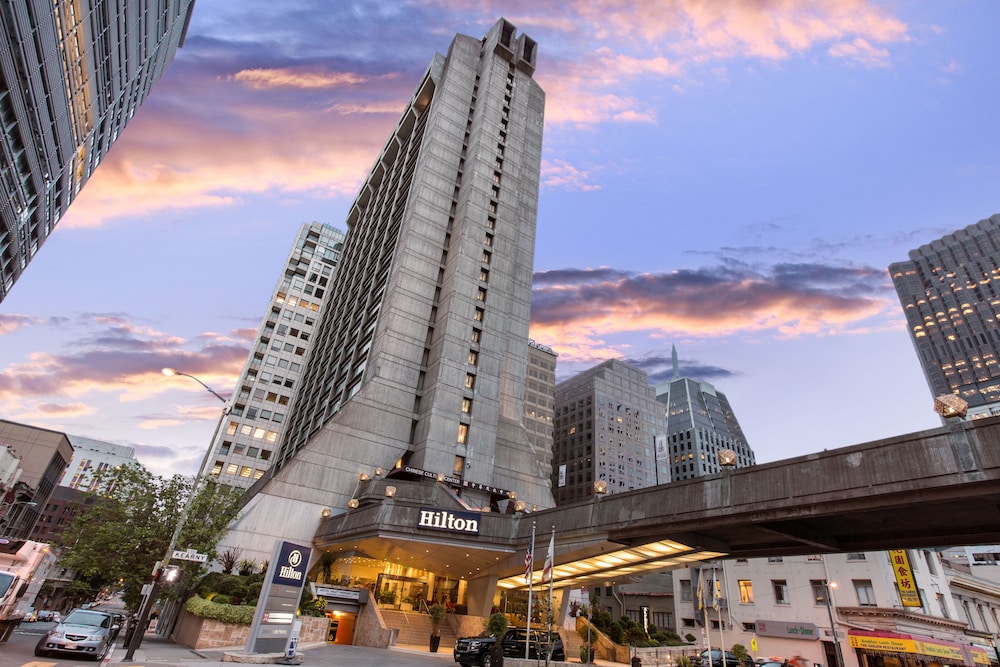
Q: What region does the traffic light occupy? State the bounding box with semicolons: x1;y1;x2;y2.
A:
153;565;182;583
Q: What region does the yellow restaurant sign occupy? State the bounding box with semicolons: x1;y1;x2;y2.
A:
970;646;991;665
888;549;922;607
849;635;964;662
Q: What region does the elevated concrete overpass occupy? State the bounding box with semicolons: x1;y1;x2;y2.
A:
314;414;1000;601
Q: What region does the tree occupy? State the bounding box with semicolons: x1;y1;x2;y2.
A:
55;463;242;611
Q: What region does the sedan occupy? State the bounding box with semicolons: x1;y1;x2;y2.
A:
34;608;120;661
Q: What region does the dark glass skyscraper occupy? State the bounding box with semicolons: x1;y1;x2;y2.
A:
656;346;755;481
0;0;196;302
890;214;1000;418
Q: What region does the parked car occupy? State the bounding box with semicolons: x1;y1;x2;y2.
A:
454;627;565;666
696;649;755;667
36;610;60;623
34;608;120;661
25;607;37;622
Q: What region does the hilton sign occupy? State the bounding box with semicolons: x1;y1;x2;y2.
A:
418;507;481;535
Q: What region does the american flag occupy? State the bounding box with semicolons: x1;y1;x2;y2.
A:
524;544;533;583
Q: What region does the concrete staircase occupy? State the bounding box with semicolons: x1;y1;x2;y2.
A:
380;609;459;650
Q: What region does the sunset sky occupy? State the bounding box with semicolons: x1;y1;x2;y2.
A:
1;1;998;478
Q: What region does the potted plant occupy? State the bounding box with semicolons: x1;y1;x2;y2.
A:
578;624;596;664
486;612;509;666
428;603;446;652
378;589;397;607
580;643;596;664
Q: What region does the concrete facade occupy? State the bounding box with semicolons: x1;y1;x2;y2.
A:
0;419;73;537
63;434;136;491
551;359;667;505
223;18;550;565
0;0;196;302
207;222;344;489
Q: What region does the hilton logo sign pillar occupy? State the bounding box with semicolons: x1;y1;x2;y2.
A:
246;540;313;654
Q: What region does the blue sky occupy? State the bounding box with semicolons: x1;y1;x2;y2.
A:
1;1;998;478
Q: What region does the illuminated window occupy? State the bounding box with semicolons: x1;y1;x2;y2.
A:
739;580;754;603
462;398;472;413
226;463;239;475
457;423;469;444
465;374;476;390
240;466;253;478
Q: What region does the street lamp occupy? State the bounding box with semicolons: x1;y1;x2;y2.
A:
821;581;845;667
124;369;229;660
162;367;228;404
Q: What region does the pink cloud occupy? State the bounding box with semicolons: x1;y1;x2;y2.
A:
231;67;372;89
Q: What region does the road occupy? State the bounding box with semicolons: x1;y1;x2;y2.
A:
0;619;64;667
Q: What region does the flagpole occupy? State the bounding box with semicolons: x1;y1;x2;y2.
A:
700;569;710;657
714;568;727;667
546;525;555;667
526;521;535;660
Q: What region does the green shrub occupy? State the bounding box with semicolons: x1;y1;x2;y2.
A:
213;594;233;605
184;595;256;625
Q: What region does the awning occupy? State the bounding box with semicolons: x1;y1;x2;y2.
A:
848;629;974;665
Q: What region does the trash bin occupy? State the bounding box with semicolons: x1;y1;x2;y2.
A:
632;657;642;667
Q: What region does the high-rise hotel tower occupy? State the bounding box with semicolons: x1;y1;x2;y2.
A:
890;214;1000;419
0;0;196;302
224;19;551;562
207;222;345;488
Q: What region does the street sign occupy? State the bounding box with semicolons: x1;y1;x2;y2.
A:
172;549;208;562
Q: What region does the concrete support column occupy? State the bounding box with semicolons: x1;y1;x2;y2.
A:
465;575;500;617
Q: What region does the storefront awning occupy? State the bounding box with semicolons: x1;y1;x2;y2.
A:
848;629;982;665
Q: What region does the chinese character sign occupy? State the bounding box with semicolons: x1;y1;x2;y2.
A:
888;550;921;607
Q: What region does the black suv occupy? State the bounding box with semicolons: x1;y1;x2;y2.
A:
696;649;755;667
454;627;565;666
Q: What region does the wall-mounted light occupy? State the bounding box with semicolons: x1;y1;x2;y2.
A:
514;500;527;512
347;499;360;509
359;472;370;481
436;473;445;482
934;393;969;419
321;508;332;518
594;481;608;495
718;449;737;467
374;467;384;477
384;486;396;498
508;491;517;500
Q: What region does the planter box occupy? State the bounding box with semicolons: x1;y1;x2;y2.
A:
172;609;329;650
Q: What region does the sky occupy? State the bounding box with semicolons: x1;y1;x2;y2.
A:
1;1;999;479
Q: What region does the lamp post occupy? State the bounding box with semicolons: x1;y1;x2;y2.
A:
822;581;845;667
123;368;229;660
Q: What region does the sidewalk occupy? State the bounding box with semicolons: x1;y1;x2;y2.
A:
106;632;623;667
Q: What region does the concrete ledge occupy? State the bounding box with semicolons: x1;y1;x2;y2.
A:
220;651;302;664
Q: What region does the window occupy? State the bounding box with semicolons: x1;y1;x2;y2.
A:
465;373;476;389
226;463;239;475
847;552;866;561
811;580;828;605
457;423;469;444
854;579;876;606
738;580;754;604
468;350;478;365
772;580;789;605
474;308;484;322
471;329;482;343
462;398;472;414
679;580;692;601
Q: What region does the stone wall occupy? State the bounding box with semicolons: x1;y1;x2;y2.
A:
171;609;329;650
